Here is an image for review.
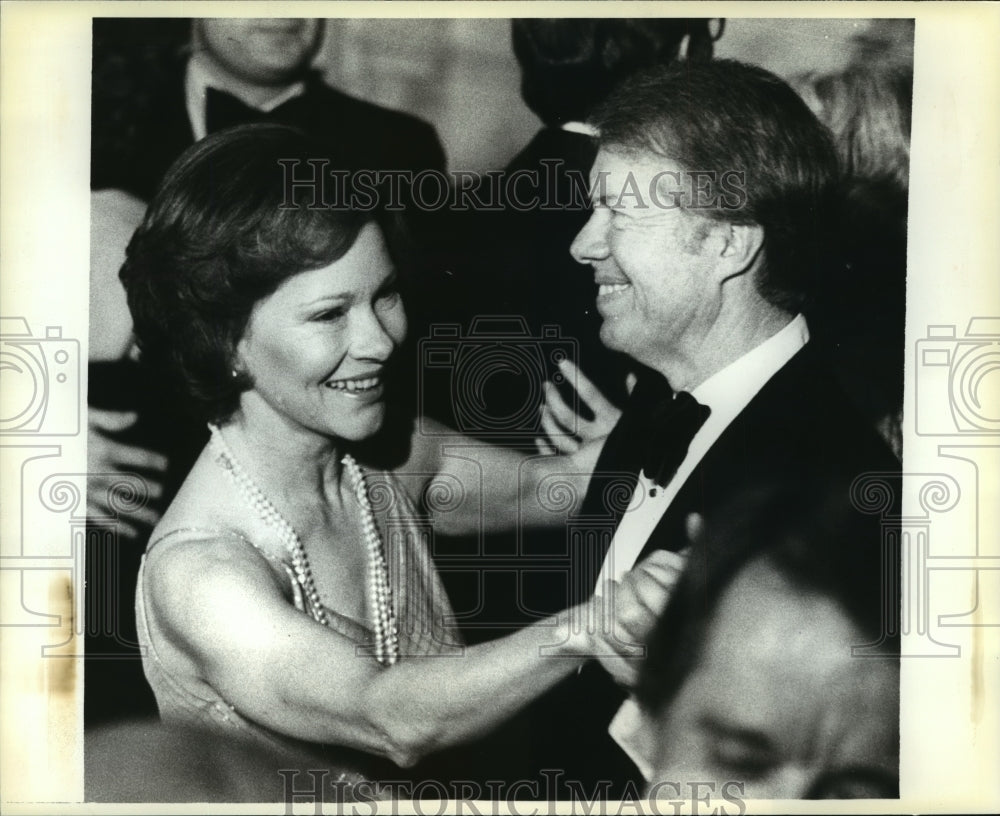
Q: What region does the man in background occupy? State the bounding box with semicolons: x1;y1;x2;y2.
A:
620;485;899;800
91;18;445;200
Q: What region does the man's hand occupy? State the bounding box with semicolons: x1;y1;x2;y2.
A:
591;549;687;689
535;359;628;455
88;407;168;539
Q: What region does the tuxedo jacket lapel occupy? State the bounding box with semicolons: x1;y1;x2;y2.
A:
634;343;899;564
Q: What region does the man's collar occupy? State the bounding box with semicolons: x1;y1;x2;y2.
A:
560;121;598;137
690;313;810;412
185;55;307;140
608;698;656;782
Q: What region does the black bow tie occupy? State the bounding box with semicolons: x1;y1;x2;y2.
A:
630;376;711;488
204;86;306;134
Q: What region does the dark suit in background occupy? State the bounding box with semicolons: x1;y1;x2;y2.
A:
423;126;630;433
92;70;446;203
92;40;446;201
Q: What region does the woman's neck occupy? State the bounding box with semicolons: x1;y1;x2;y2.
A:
218;402;346;511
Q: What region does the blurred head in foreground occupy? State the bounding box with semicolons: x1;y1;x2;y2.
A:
630;484;900;799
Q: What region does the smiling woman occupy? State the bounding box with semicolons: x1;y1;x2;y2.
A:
119;124;681;787
234;222;405;443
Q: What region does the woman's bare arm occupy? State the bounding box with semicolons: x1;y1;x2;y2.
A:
401;416;604;536
144;537;598;767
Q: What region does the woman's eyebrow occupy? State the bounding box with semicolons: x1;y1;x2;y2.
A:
301;294;350;308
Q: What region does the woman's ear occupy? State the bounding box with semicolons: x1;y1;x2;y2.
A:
716;222;764;280
229;334;249;380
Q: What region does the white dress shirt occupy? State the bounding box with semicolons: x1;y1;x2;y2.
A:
595;314;810;587
561;120;599;137
605;314;810;774
608;694;658;781
184;56;306;142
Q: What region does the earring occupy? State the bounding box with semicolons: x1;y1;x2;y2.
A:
231;369;240;379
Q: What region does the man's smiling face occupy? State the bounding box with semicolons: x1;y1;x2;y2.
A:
569;147;724;374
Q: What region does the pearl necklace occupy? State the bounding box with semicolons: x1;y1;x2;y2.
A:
207;424;399;666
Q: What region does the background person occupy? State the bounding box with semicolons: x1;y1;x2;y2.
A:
616;484;900;799
796;62;912;459
91;17;445;201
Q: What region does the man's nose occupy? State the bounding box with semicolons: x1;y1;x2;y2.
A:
569;211;609;266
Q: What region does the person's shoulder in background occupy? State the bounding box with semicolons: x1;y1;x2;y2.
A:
304;74;446;173
90;189;148;361
91;51;192;201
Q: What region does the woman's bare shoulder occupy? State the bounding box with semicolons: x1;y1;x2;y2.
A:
142;526;287;641
146;524;277;584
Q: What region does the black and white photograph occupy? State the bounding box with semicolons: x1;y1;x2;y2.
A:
1;3;998;814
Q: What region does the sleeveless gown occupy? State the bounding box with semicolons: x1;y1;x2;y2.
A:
135;465;465;771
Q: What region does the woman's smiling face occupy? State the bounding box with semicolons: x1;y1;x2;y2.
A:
235;221;407;442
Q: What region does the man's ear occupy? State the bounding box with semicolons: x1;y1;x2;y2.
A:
716;222;764;280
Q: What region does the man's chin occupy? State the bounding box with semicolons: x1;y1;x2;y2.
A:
598;321;628;355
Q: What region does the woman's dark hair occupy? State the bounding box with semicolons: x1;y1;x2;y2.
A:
120;124;378;421
591;59;839;313
511;18;720;126
636;481;900;716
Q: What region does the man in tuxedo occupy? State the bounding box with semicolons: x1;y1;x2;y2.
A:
525;59;901;795
92;18;445;201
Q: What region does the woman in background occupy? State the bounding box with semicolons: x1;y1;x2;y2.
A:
796;63;912;459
